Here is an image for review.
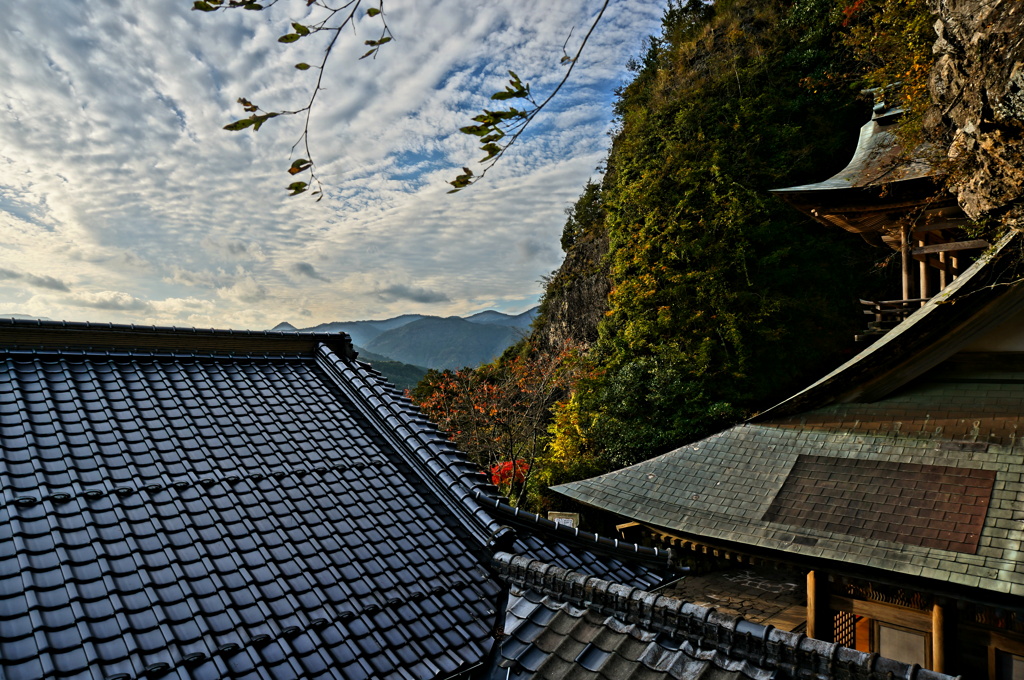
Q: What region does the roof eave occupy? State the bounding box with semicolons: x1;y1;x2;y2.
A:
0;317;357;359
755;230;1024;419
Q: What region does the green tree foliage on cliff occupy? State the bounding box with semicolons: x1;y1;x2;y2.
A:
839;0;934;147
410;0;933;511
547;0;895;469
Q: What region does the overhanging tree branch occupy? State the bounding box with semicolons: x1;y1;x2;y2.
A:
195;0;609;197
449;0;611;192
196;0;391;199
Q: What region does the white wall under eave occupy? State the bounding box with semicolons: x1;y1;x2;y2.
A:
960;304;1024;352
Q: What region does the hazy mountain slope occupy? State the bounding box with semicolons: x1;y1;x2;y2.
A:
464;308;537;328
366;316;525;369
300;315;426;346
270;309;537;369
352;347;429;391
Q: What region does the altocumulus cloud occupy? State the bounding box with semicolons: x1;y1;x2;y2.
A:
376;284;450;304
0;1;662;328
66;291;153;312
218;276;269;304
0;268;71;292
289;262;330;283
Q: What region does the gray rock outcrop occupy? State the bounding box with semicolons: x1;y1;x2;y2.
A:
928;0;1024;223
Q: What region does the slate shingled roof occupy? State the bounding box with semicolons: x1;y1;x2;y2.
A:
0;319;667;680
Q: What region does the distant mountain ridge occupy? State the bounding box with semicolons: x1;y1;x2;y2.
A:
270;307;537;370
293;314;427;347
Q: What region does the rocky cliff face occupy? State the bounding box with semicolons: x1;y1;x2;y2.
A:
533;227;611;352
928;0;1024;223
535;1;1023;355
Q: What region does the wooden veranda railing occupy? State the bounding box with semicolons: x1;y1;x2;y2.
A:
855;298;929;342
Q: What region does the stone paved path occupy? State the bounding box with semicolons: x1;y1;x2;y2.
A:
660;568;807;631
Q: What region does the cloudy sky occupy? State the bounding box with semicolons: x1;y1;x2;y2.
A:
0;0;661;329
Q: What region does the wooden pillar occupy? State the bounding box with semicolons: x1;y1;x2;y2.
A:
932;602;945;672
919;237;930;304
902;224;913;301
807;570;833;642
939;251;949;289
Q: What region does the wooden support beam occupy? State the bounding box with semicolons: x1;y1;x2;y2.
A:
919;237;930;303
814;197;957;214
807;570;833;642
912;219;971;234
913;254;958;271
932;603;945;673
860;298;929;306
830;595;933;630
911;239;990;256
902;224;913;301
939;251;949;289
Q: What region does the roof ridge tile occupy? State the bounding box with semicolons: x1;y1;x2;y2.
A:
314;345;503;544
491;552;957;680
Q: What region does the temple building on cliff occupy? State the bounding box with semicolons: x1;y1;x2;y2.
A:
553;107;1024;678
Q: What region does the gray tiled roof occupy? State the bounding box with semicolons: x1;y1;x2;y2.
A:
489;590;760;680
0;346;502;680
0;320;668;680
489;553;956;680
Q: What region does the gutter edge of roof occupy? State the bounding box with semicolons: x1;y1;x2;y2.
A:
0;317;358;358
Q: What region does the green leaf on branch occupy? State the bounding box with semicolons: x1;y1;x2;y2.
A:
278;33;301;43
288;158;312;175
480;143;502;161
364;37;392;47
223;118;256;131
192;1;218;11
489;70;531;102
295;63;311;70
459;124;490;136
360;48;377;59
237;97;258;112
250;112;278;131
447;167;474;193
242;3;263;9
287;181;308;196
225;110;278;132
291;22;310;36
367;7;381;16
